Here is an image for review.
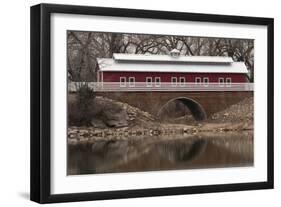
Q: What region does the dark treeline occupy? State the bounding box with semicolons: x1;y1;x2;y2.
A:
67;31;254;82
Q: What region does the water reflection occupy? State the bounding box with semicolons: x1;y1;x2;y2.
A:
67;131;253;175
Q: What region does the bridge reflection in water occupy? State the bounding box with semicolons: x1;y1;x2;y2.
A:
68;131;253;175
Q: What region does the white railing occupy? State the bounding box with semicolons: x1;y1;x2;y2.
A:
68;82;254;92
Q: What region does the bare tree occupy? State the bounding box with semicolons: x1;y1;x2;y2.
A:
67;31;254;82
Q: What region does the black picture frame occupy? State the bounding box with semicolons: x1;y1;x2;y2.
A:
30;3;274;203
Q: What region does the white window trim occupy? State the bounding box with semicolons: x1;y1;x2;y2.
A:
155;77;161;87
226;77;232;87
179;77;186;87
120;77;126;87
128;77;135;87
203;77;209;87
146;77;153;87
218;77;224;87
195;77;201;84
171;77;177;86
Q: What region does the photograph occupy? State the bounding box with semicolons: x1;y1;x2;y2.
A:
66;31;254;175
30;3;274;203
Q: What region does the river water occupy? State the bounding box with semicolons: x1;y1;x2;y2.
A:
67;131;253;175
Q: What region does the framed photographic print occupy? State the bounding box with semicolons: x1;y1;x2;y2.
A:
30;3;274;203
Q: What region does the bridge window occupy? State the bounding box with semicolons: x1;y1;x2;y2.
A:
195;77;201;84
146;77;153;87
120;77;126;87
155;77;161;87
129;77;135;87
203;77;209;86
226;77;232;87
218;77;224;86
179;77;185;86
171;77;177;86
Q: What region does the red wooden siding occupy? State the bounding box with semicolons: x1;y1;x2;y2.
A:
101;71;248;83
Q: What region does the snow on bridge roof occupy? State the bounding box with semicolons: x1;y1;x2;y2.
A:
113;53;234;64
97;54;248;74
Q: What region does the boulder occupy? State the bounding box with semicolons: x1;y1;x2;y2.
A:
103;107;128;127
91;118;107;128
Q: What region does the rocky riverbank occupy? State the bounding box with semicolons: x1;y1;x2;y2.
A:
210;97;253;123
68;96;253;145
68;94;156;128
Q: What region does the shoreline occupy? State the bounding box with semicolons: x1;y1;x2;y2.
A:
68;121;253;146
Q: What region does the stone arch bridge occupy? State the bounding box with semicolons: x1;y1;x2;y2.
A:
95;91;253;121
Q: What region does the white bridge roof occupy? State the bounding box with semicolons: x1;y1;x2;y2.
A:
97;54;248;74
113;53;234;63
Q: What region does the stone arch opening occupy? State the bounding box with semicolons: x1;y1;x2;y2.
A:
157;97;207;121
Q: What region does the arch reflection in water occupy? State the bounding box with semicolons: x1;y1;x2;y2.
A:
68;132;253;175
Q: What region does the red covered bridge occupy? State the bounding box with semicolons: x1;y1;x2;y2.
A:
95;51;252;91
